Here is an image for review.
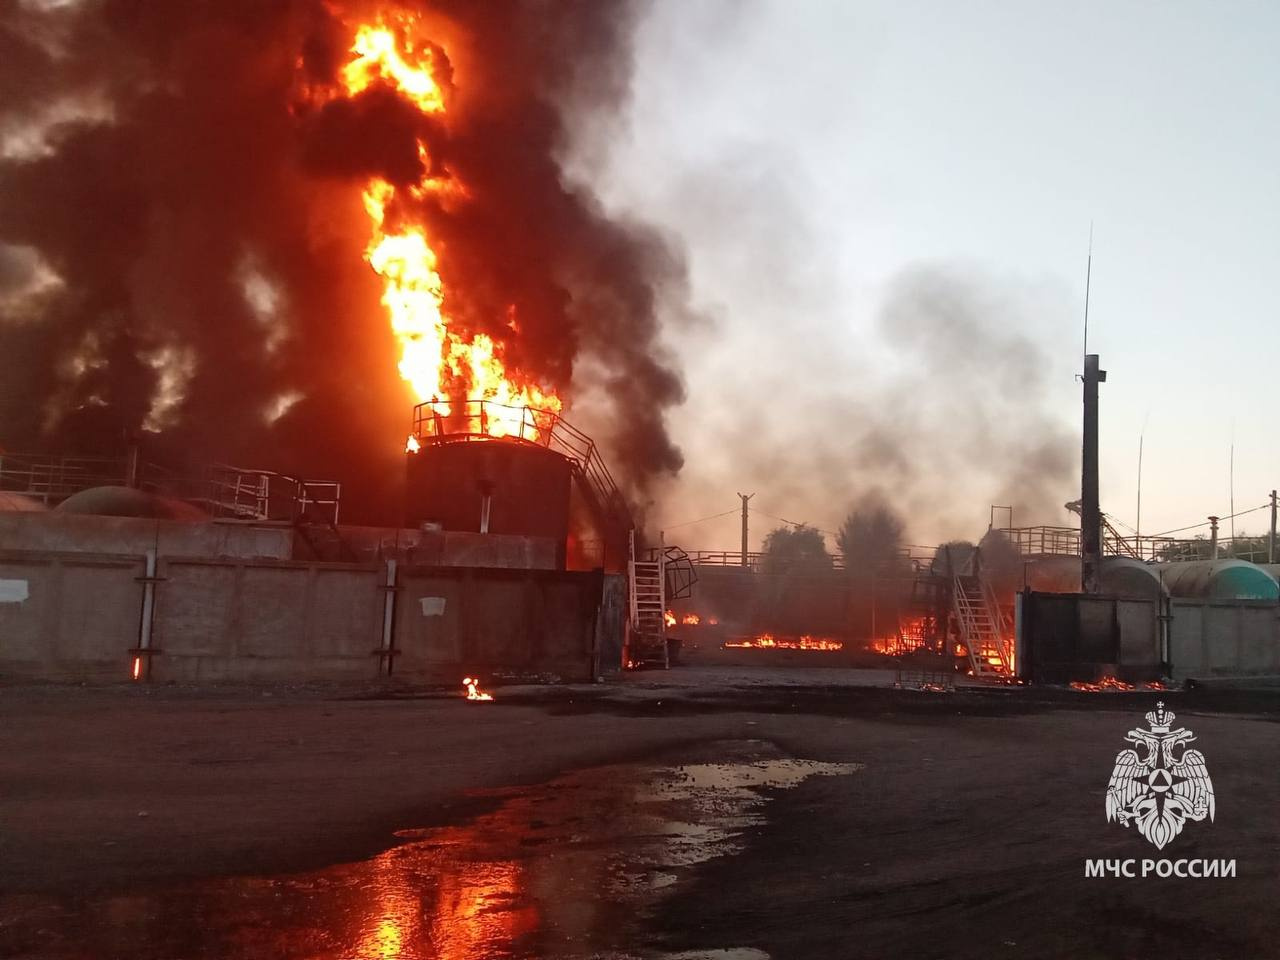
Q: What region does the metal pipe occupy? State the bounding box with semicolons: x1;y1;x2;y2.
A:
1208;516;1220;559
1081;354;1106;593
136;548;156;681
381;559;397;676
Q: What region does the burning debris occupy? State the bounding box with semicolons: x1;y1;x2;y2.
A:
462;677;493;701
724;634;844;652
1069;677;1168;693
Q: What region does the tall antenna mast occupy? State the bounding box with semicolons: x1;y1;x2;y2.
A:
1229;436;1236;548
1082;221;1094;363
1137;410;1149;545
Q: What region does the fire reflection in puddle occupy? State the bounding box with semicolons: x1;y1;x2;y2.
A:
0;742;858;960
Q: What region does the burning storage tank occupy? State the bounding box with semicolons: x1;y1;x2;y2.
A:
405;400;632;572
1154;559;1280;601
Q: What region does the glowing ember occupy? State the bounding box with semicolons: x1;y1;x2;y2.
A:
1070;676;1168;692
724;634;844;652
681;614;700;625
131;656;141;681
462;676;493;701
708;617;719;626
325;12;562;437
664;610;676;628
1069;676;1133;692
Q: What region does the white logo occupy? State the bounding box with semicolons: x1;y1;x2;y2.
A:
1106;702;1214;850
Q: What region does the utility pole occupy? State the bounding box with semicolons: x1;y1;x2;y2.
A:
1208;516;1220;560
737;492;754;568
1269;490;1277;564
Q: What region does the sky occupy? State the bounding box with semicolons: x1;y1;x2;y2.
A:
583;0;1280;552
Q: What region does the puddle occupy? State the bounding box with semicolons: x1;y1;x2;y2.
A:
0;741;858;959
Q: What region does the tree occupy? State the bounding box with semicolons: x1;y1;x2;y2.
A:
838;499;906;577
760;524;833;575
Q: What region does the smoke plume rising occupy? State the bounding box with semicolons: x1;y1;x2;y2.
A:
0;0;686;519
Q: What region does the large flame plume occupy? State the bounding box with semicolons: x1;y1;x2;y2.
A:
323;14;562;431
0;0;687;520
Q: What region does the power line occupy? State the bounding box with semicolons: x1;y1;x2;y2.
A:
756;510;838;538
659;507;739;531
1148;503;1269;538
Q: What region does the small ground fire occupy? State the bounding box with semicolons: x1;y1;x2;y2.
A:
723;634;844;652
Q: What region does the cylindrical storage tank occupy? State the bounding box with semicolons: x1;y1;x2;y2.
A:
1154;560;1279;601
0;491;47;512
1022;556;1166;601
1100;557;1167;602
55;486;209;520
405;439;572;564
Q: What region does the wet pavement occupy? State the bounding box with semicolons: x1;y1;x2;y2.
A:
0;741;858;960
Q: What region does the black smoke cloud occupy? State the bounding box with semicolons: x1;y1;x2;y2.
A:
0;0;686;517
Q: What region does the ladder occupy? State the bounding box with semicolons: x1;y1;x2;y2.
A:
952;574;1013;677
627;530;668;667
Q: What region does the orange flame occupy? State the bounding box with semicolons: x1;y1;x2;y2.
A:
681;614;700;625
131;656;141;681
463;677;493;701
724;634;843;651
664;610;676;628
1069;675;1132;692
329;12;561;437
1070;676;1167;692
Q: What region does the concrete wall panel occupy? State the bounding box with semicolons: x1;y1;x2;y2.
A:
0;552;141;679
310;567;384;659
0;513;292;559
392;567;604;682
1169;599;1280;679
237;566;310;659
154;561;237;660
54;560;143;670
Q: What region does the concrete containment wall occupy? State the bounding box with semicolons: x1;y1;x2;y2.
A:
337;528;558;570
0;513;293;559
0;551;144;680
0;547;618;683
152;559;385;682
392;566;612;682
1168;600;1280;679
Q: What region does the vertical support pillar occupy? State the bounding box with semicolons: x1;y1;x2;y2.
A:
1208;516;1220;560
1081;354;1107;594
132;548;158;681
737;492;754;568
380;558;398;676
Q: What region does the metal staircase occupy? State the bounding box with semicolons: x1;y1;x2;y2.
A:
952;573;1014;677
627;530;668;667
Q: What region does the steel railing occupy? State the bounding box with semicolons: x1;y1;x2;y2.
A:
0;452;340;525
410;399;632;530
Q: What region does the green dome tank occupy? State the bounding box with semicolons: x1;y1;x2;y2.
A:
1154;560;1279;601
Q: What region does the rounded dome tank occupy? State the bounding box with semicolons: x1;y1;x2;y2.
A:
55;486;209;521
1022;556;1166;600
0;491;47;512
1154;560;1279;601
